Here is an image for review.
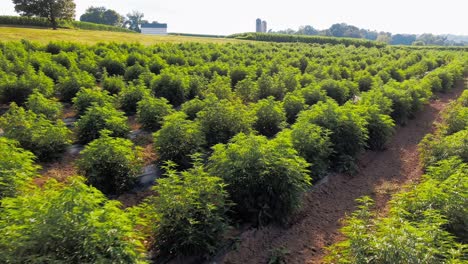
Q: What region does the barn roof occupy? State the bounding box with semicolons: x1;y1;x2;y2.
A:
141;23;167;29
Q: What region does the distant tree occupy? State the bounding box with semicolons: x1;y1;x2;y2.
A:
12;0;76;29
328;23;347;37
376;32;392;43
80;6;124;27
124;11;147;32
416;33;448;46
328;23;362;39
361;29;378;40
297;25;318;35
391;34;417;45
80;6;105;24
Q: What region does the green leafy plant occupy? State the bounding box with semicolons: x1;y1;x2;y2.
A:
143;161;231;257
209;133;311;225
0;137;39;198
0;177;147;263
77;131;143;195
197;96;253;146
282;121;333;179
151;71;189;106
283;92;306;124
118;82;150;114
102;75;126;95
56;70;96;102
153;112;205;169
297;100;368;172
72;87;114;116
0;103;71;160
136;96;174;131
252;97;286;137
25;90;63;120
75;103;129;144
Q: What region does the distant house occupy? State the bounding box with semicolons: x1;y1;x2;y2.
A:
141;23;168;35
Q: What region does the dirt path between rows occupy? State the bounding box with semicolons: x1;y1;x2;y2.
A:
218;80;466;264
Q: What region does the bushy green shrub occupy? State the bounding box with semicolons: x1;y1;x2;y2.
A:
300;84;327;106
118;82;150;114
435;69;454;92
0;138;39;198
148;55;167;75
197;96;253;146
282;121;333;179
52;52;75;69
0;177;147;263
72;88;114;116
395;158;468;240
126;53;147;67
458;90;468;107
442;103;468;135
203;74;234;100
56;70;96;102
0;69;54;104
326;197;464;264
77;132;143;195
235;77;259;103
143;161;230;257
180;97;206;120
0;103;71;160
151;71;189;106
99;57;126;76
76;104;129;144
320;79;350;105
283;92;306;124
354;70;374;92
153;112;205;168
102;75;126;95
124;63;147;82
230;66;249;87
382;81;413;125
252;97;286;137
257;73;278;100
136;96;174;131
41;61;67;82
25;91;63;120
420;130;468;167
297;100;368;172
358;88;393;116
209;133;311;225
351;103;395;150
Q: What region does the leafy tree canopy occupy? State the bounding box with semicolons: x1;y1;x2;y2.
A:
12;0;76;29
80;6;124;27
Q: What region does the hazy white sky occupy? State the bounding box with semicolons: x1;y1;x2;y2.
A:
1;0;467;35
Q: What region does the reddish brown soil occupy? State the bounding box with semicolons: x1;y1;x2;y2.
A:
220;81;466;264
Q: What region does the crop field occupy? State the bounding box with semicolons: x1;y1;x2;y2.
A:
0;34;466;263
0;26;243;44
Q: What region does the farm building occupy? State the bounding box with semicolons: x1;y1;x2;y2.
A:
141;23;168;35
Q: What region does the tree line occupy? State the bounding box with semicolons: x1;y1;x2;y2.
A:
11;0;149;32
272;22;468;46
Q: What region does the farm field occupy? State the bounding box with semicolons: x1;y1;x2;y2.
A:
0;35;466;263
0;26;243;44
